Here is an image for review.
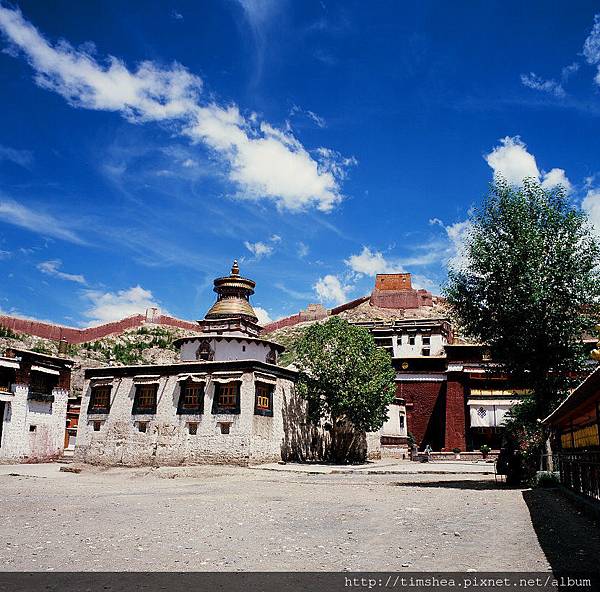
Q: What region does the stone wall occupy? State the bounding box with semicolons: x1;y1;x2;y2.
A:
0;385;68;463
75;372;294;466
0;312;200;345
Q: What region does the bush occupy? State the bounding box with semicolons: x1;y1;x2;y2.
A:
480;444;491;454
452;447;461;454
531;471;560;488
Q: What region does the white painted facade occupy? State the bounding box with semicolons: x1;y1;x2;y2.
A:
179;337;275;364
0;384;69;463
75;368;295;466
381;400;408;438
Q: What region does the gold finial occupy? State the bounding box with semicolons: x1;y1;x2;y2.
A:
231;260;239;276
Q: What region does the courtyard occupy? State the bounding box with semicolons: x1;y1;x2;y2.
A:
1;462;599;572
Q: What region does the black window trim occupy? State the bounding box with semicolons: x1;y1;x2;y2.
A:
211;381;241;415
132;383;159;415
177;379;205;415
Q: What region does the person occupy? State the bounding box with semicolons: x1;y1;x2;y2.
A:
424;443;432;462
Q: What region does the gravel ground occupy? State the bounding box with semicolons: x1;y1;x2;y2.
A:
1;463;598;572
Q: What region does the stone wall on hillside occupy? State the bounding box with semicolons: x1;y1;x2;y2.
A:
0;310;200;345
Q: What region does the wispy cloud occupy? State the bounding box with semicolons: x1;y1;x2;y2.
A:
0;196;84;244
37;259;86;284
0;144;33;167
520;72;565;98
0;4;352;213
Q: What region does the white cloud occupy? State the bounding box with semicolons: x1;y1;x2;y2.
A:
0;5;350;212
445;220;472;271
583;14;600;85
37;259;86;284
0;197;83;243
82;285;161;325
520;72;565;98
540;167;573;193
344;246;402;277
253;306;272;325
0;144;33;167
297;241;309;258
485;136;540;185
314;274;352;305
244;240;273;259
484;136;572;192
582;188;600;237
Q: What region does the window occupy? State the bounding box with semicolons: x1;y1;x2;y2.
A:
177;380;204;415
93;421;102;432
88;385;111;414
188;422;198;435
0;368;14;393
29;371;56;401
421;348;430;356
137;421;148;433
212;382;240;414
219;422;231;434
29;425;37;432
266;349;277;365
422;336;431;345
196;341;214;361
399;415;405;429
408;335;415;346
254;383;274;417
132;383;158;414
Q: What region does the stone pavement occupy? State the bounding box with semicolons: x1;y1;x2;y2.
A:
252;459;497;475
2;460;598;572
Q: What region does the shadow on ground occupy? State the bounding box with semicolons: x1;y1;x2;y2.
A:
390;479;505;490
523;488;600;574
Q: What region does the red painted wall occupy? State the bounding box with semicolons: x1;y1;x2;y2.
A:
0;313;200;344
445;375;467;451
397;380;446;450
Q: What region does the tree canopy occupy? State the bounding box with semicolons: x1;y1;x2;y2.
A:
445;178;600;420
294;316;396;461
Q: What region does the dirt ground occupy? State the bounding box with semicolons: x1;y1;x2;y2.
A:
1;463;599;572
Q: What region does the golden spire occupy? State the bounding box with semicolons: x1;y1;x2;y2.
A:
204;261;259;323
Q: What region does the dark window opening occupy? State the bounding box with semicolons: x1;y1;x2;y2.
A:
422;336;431;345
266;349;277;365
196;341;214;361
242;345;246;352
88;385;111;414
254;383;274;417
177;380;204;415
132;383;158;414
212;382;240;415
399;415;405;429
188;422;198;435
219;422;231;434
137;421;148;433
29;371;57;400
93;421;101;432
408;335;415;346
0;368;14;393
422;348;430;356
29;425;37;432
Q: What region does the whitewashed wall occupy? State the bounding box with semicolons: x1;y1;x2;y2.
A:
179;338;273;363
75;371;293;466
381;401;407;437
0;385;68;462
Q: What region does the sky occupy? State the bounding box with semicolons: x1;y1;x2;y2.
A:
1;1;600;327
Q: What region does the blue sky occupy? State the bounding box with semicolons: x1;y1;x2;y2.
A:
1;1;600;327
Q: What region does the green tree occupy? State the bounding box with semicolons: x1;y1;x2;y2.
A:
294;316;396;463
445;179;600;470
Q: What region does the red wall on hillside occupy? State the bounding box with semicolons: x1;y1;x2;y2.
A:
0;313;200;344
